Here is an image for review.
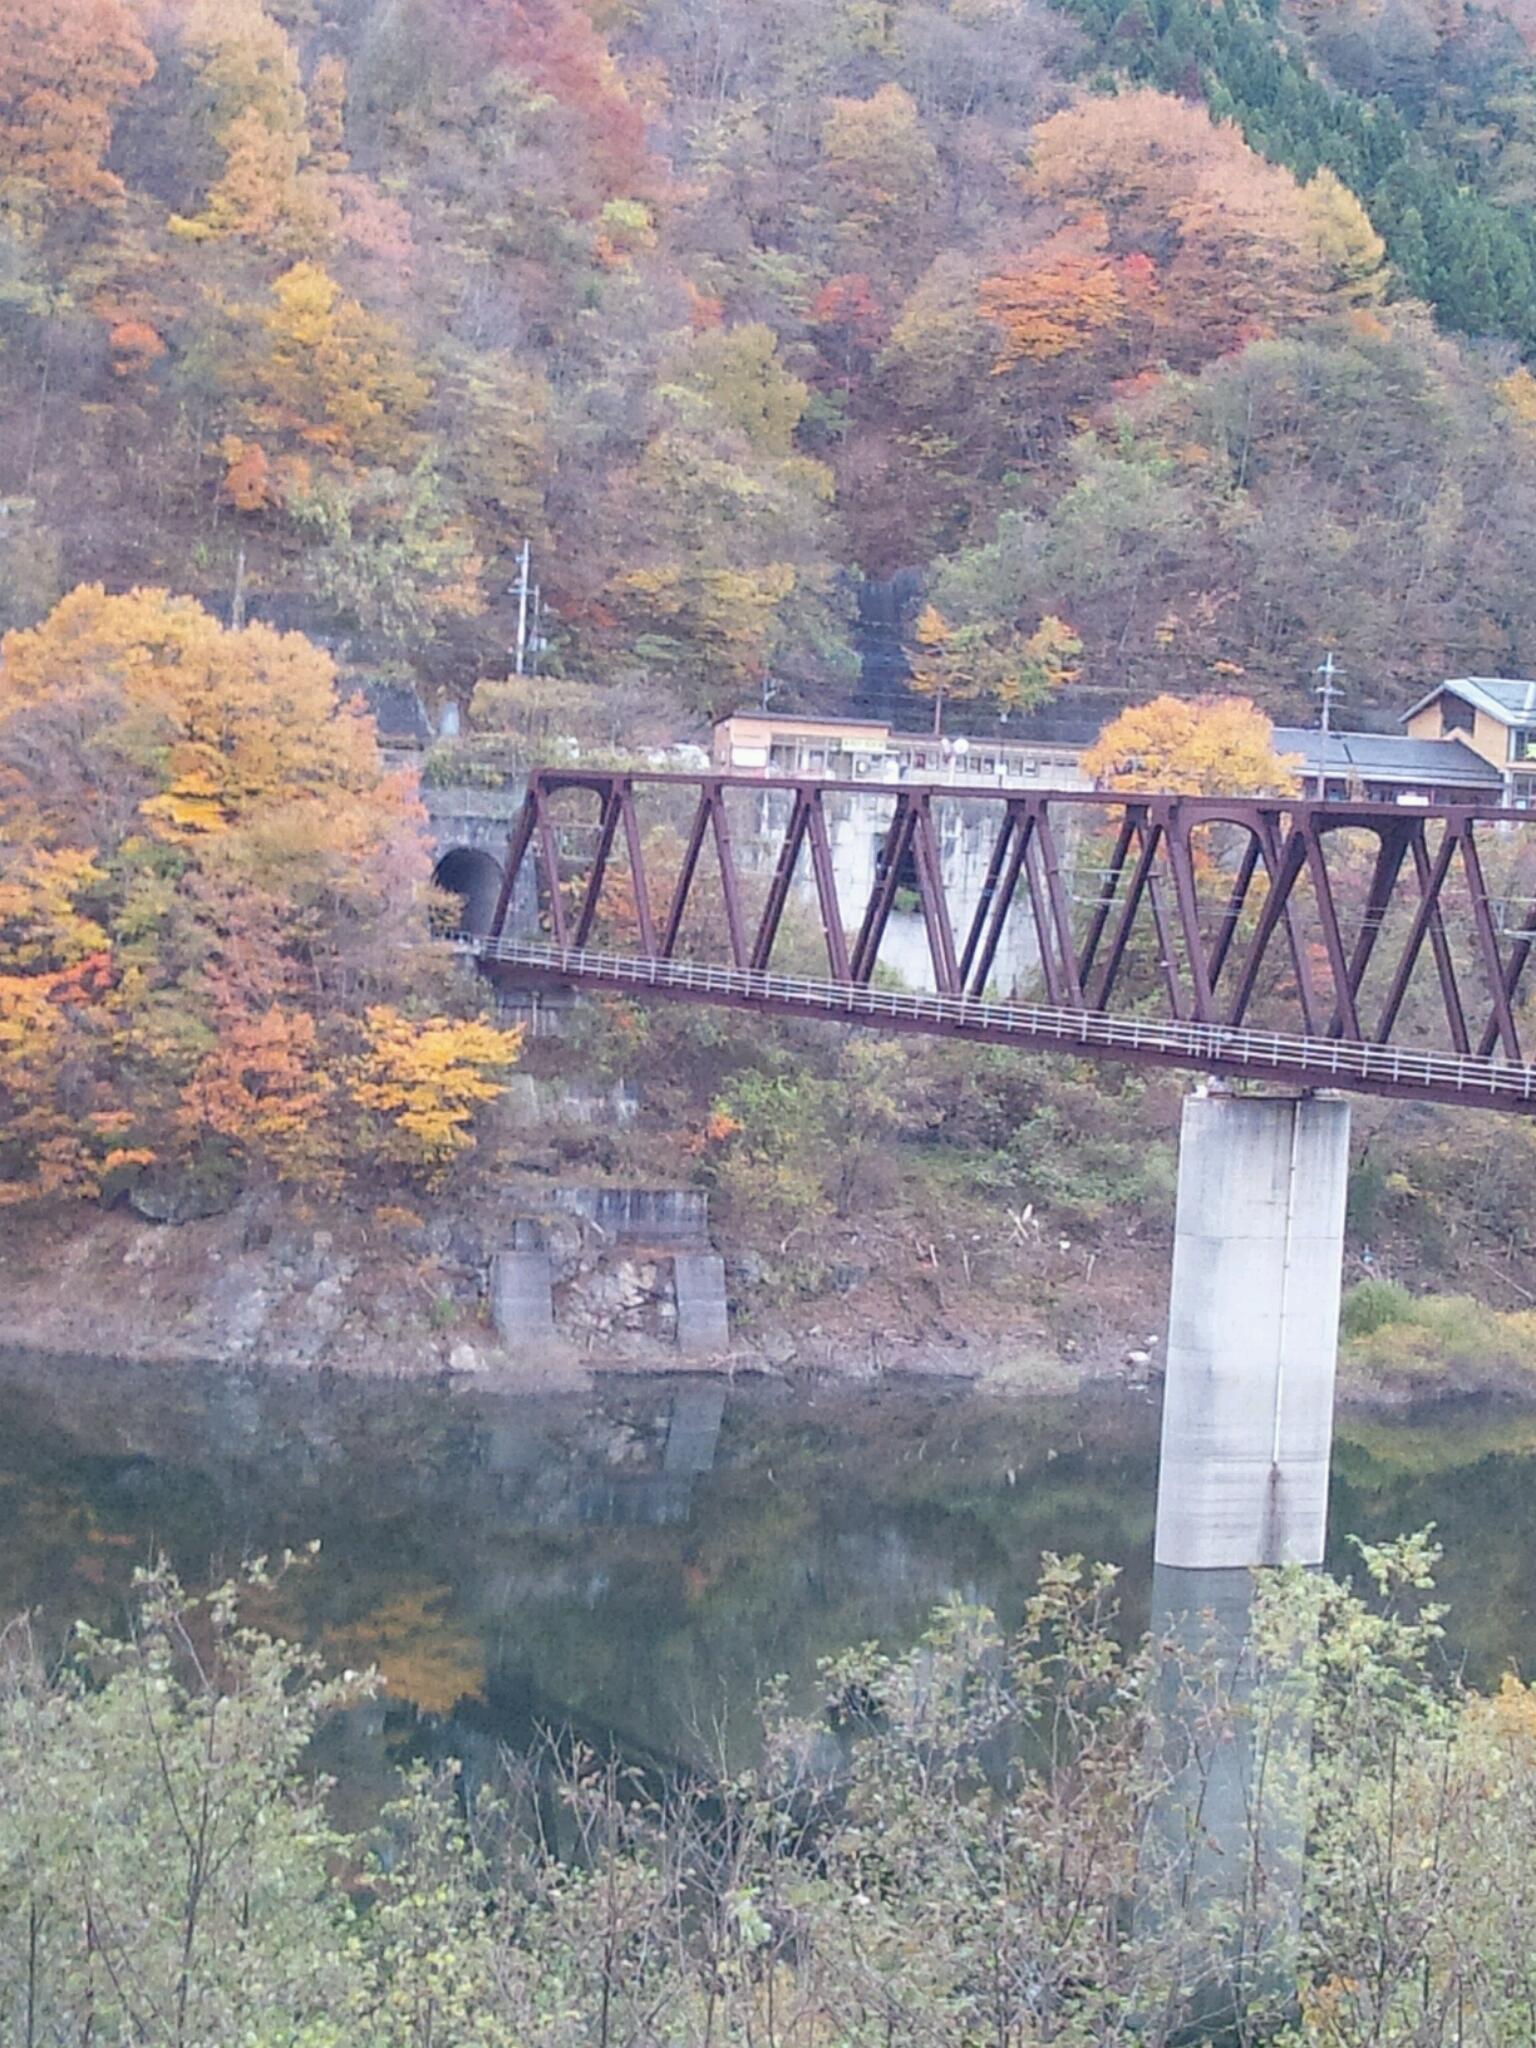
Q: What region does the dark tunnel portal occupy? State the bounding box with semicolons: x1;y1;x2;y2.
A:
434;847;504;935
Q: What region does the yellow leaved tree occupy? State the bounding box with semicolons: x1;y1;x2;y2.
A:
349;1007;523;1181
908;604;1081;735
1082;695;1301;797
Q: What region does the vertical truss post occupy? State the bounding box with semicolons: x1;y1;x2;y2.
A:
965;806;1031;998
1091;811;1161;1010
708;787;749;969
1077;813;1137;992
1033;802;1084;1007
1302;825;1361;1042
1332;824;1410;1041
1207;833;1263;993
909;792;960;995
619;783;657;958
532;782;570;949
1141;819;1188;1020
1092;816;1188;1019
804;789;851;981
660;790;713;959
1167;810;1217;1023
1479;891;1536;1060
1227;825;1317;1034
959;803;1021;991
850;796;916;984
1020;816;1068;1005
571;782;623;949
490;787;539;941
750;790;810;971
1460;825;1522;1061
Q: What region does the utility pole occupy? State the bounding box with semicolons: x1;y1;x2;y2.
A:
230;540;247;631
513;539;532;677
529;584;543;676
1315;651;1344;792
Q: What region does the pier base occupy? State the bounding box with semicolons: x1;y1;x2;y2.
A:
1139;1562;1317;2036
672;1251;729;1357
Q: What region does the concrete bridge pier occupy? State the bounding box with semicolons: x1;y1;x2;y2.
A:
1140;1090;1349;2030
1154;1089;1351;1573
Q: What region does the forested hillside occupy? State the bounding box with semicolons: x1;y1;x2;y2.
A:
7;0;1536;731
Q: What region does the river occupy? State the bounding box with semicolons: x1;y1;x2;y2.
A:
4;1350;1536;1815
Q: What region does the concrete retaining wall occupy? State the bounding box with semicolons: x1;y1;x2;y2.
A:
489;1249;555;1346
548;1186;710;1246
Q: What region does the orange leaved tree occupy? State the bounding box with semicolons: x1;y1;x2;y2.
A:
0;0;154;229
1021;91;1327;371
0;585;518;1203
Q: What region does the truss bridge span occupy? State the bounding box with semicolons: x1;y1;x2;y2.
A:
472;769;1536;1114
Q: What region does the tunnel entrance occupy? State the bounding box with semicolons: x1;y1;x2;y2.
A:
433;847;505;935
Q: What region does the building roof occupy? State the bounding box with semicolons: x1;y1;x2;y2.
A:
353;678;432;745
716;710;1091;753
1272;727;1503;787
715;712;890;735
1403;677;1536;727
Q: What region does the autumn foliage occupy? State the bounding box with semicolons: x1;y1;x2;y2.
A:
0;588;518;1204
2;0;1536;757
1082;695;1303;797
0;0;153;224
979;215;1128;370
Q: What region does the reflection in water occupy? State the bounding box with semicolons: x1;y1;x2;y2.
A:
0;1354;1157;1802
1;1350;1534;1815
1139;1564;1316;2038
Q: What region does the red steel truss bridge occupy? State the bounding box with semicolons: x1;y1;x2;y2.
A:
466;768;1536;1114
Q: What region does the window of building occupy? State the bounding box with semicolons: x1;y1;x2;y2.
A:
1441;695;1475;736
1511;728;1536;762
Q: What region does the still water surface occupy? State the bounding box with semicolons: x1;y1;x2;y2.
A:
5;1350;1536;1808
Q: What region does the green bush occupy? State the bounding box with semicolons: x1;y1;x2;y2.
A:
1340;1277;1416;1339
1341;1286;1536;1382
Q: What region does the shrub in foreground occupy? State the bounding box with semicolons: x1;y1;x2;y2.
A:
2;1539;1534;2043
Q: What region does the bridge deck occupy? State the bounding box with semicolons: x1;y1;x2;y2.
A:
469;936;1536;1113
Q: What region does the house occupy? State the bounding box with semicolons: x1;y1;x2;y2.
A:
1402;679;1536;805
1272;726;1503;806
710;711;1090;789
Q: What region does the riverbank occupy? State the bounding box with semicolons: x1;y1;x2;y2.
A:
4;1197;1535;1410
0;1196;1090;1392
